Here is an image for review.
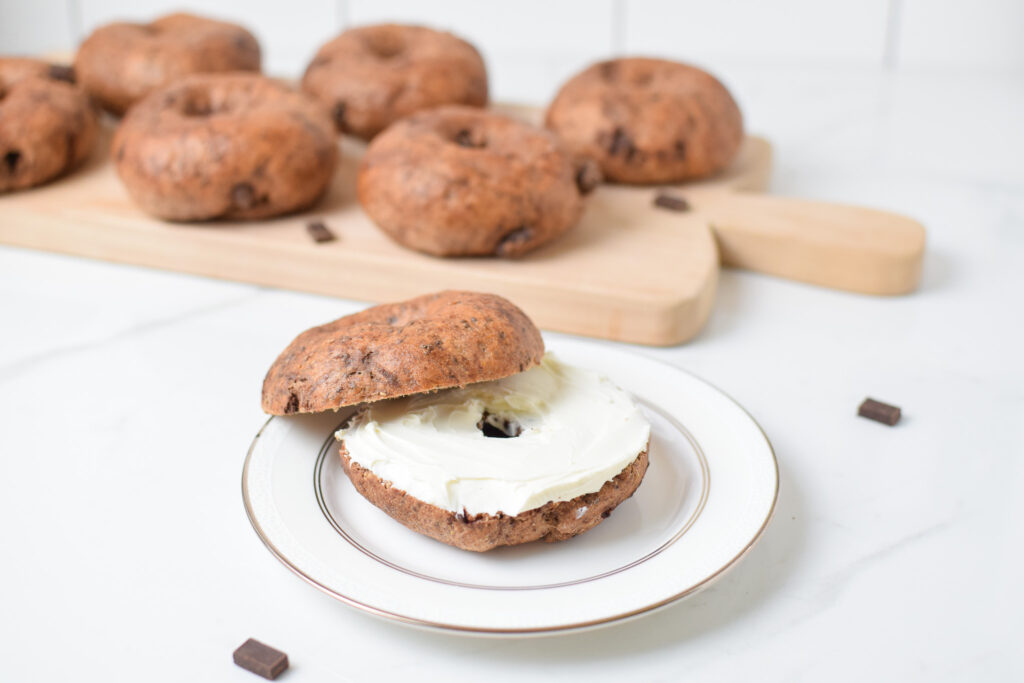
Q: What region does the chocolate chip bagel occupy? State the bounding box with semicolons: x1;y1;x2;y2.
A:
75;12;261;115
358;106;598;257
112;73;337;221
0;58;98;193
262;291;544;414
262;291;652;552
546;58;744;184
301;24;487;140
340;445;649;552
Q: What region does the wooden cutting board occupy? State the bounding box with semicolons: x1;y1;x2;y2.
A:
0;106;924;346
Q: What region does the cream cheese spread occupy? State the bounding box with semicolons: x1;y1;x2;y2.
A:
336;353;651;516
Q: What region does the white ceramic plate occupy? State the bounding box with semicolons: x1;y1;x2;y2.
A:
242;338;778;636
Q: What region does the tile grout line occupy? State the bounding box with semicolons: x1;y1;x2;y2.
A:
882;0;904;70
66;0;83;44
336;0;349;31
611;0;626;55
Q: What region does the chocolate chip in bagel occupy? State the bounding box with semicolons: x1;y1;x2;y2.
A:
575;159;602;194
3;150;21;173
477;411;522;438
605;127;637;161
332;101;348;131
598;60;618;81
183;98;213;117
47;64;75;83
495;226;534;257
231;182;268;210
453;127;486;148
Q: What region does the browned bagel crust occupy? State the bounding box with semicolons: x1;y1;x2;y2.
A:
74;12;261;115
112;73;337;221
545;58;743;184
301;24;487;140
358;106;589;258
0;58;98;193
262;291;545;415
341;446;649;552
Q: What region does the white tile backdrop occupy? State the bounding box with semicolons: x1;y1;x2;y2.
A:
1;0;1021;102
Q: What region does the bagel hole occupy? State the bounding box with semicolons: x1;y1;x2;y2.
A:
452;128;486;149
477;411;522;438
3;150;21;173
365;32;405;59
182;97;214;117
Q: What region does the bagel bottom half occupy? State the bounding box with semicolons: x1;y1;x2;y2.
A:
340;445;649;552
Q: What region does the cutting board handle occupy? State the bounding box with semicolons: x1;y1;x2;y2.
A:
692;192;926;295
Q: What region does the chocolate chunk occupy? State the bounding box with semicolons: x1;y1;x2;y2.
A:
495;226;533;257
232;183;258;209
653;193;690;212
183;99;212;117
607;127;634;158
477;411;522;438
47;64;75;83
233;639;288;680
3;150;21;173
575;159;602;194
332;101;347;131
234;34;255;52
453;128;485;148
306;220;336;243
858;398;901;426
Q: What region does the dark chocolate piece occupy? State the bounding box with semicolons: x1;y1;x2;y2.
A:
575;159;602;194
332;101;347;131
858;398;901;426
306;220;336;243
233;639;288;680
653;193;690;212
495;226;533;256
4;150;21;173
47;64;76;83
231;182;257;209
477;411;522;438
453;128;485;148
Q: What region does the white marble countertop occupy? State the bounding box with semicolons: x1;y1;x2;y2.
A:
1;67;1021;681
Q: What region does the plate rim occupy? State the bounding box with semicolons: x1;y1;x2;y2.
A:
241;349;780;636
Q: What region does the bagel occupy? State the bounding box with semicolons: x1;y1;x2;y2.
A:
262;291;651;552
262;290;544;414
74;12;261;115
546;57;743;183
0;58;98;193
357;106;597;258
112;73;337;221
301;23;487;140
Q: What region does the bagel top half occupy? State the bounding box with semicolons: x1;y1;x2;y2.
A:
261;291;544;415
